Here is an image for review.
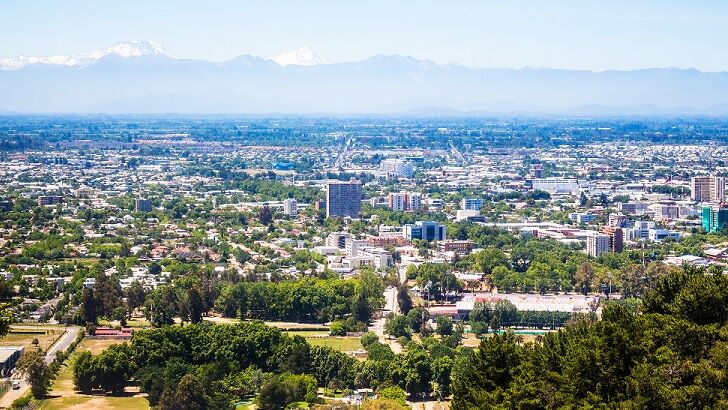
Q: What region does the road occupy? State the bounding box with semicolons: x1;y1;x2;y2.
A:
370;285;402;354
0;326;80;408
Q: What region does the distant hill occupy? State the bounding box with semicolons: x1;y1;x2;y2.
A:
2;41;728;115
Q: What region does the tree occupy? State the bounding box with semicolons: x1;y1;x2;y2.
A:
431;356;453;399
125;280;146;318
73;351;94;393
81;287;97;324
187;287;204;324
16;349;50;398
396;285;413;315
145;286;178;327
435;315;454;336
406;307;429;333
574;262;595;295
257;205;273;226
384;313;411;339
493;299;518;327
94;272;123;318
159;373;207;410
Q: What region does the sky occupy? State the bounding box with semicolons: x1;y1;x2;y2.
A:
2;0;728;71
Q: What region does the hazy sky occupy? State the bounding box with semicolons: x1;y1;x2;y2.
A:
3;0;728;71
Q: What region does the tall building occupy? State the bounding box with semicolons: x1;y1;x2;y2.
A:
460;198;484;210
691;176;726;203
326;181;362;218
600;226;624;253
379;159;414;178
587;233;611;257
530;164;544;179
135;198;152;212
283;198;298;216
388;192;422;212
702;205;728;233
530;178;579;194
403;221;446;241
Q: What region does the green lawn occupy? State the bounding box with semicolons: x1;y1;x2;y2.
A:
37;396;150;410
305;336;362;352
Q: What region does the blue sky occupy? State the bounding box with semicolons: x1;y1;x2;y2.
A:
3;0;728;71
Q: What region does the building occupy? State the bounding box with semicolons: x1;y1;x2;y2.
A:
587;233;611;257
326;232;351;249
702;205;728;233
135;198;152;212
658;205;680;221
379;158;414;178
461;198;484;210
530;164;543;179
600;226;624;253
437;240;474;254
530;178;579;195
326;181;362;218
691;176;726;203
403;221;446;241
569;212;596;224
283;198;298;216
37;195;63;206
648;229;681;241
617;202;649;214
0;346;24;376
608;213;628;228
388;192;422;212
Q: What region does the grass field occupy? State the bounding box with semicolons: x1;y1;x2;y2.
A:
282;329;362;352
38;396;150;410
37;338;147;410
0;326;65;352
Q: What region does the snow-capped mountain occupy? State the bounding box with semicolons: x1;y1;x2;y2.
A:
2;40;728;114
0;40;175;70
272;46;331;67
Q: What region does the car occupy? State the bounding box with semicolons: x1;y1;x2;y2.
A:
11;380;20;390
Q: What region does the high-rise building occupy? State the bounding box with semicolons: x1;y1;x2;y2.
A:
587;233;611;257
135;198;152;212
460;198;484;210
388;192;422;212
379;159;414;178
326;181;362;218
283;198;298;216
691;176;726;203
702;205;728;233
600;226;624;253
403;221;446;241
530;164;543;179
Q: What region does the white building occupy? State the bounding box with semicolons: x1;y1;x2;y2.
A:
380;159;414;178
587;233;611;257
531;178;579;195
388;192;422;212
283;198;298;216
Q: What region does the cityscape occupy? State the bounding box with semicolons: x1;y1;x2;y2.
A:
1;2;728;410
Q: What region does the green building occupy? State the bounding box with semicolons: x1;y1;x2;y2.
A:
703;206;728;233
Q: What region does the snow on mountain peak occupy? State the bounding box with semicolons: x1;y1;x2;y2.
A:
0;40;175;70
106;40;174;58
272;46;331;67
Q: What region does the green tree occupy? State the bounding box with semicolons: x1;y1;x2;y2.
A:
16;349;50;398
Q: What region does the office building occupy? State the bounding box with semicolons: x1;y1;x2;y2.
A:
587;233;611;257
703;205;728;233
530;178;579;194
388;192;422;212
437;240;474;254
37;195;63;206
403;221;447;241
460;198;484;210
600;226;624;253
569;212;596;224
326;232;351;249
135;198;152;212
691;176;726;203
326;181;362;218
283;198;298;216
530;164;543;178
617;202;649;214
379;158;414;178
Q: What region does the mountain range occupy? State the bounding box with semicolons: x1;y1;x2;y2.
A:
2;40;728;115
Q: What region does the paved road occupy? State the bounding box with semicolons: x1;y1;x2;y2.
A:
371;286;402;354
0;326;81;408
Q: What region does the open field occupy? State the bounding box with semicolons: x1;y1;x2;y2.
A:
306;337;362;352
38;396;150;410
0;326;65;352
76;338;122;355
38;342;148;410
